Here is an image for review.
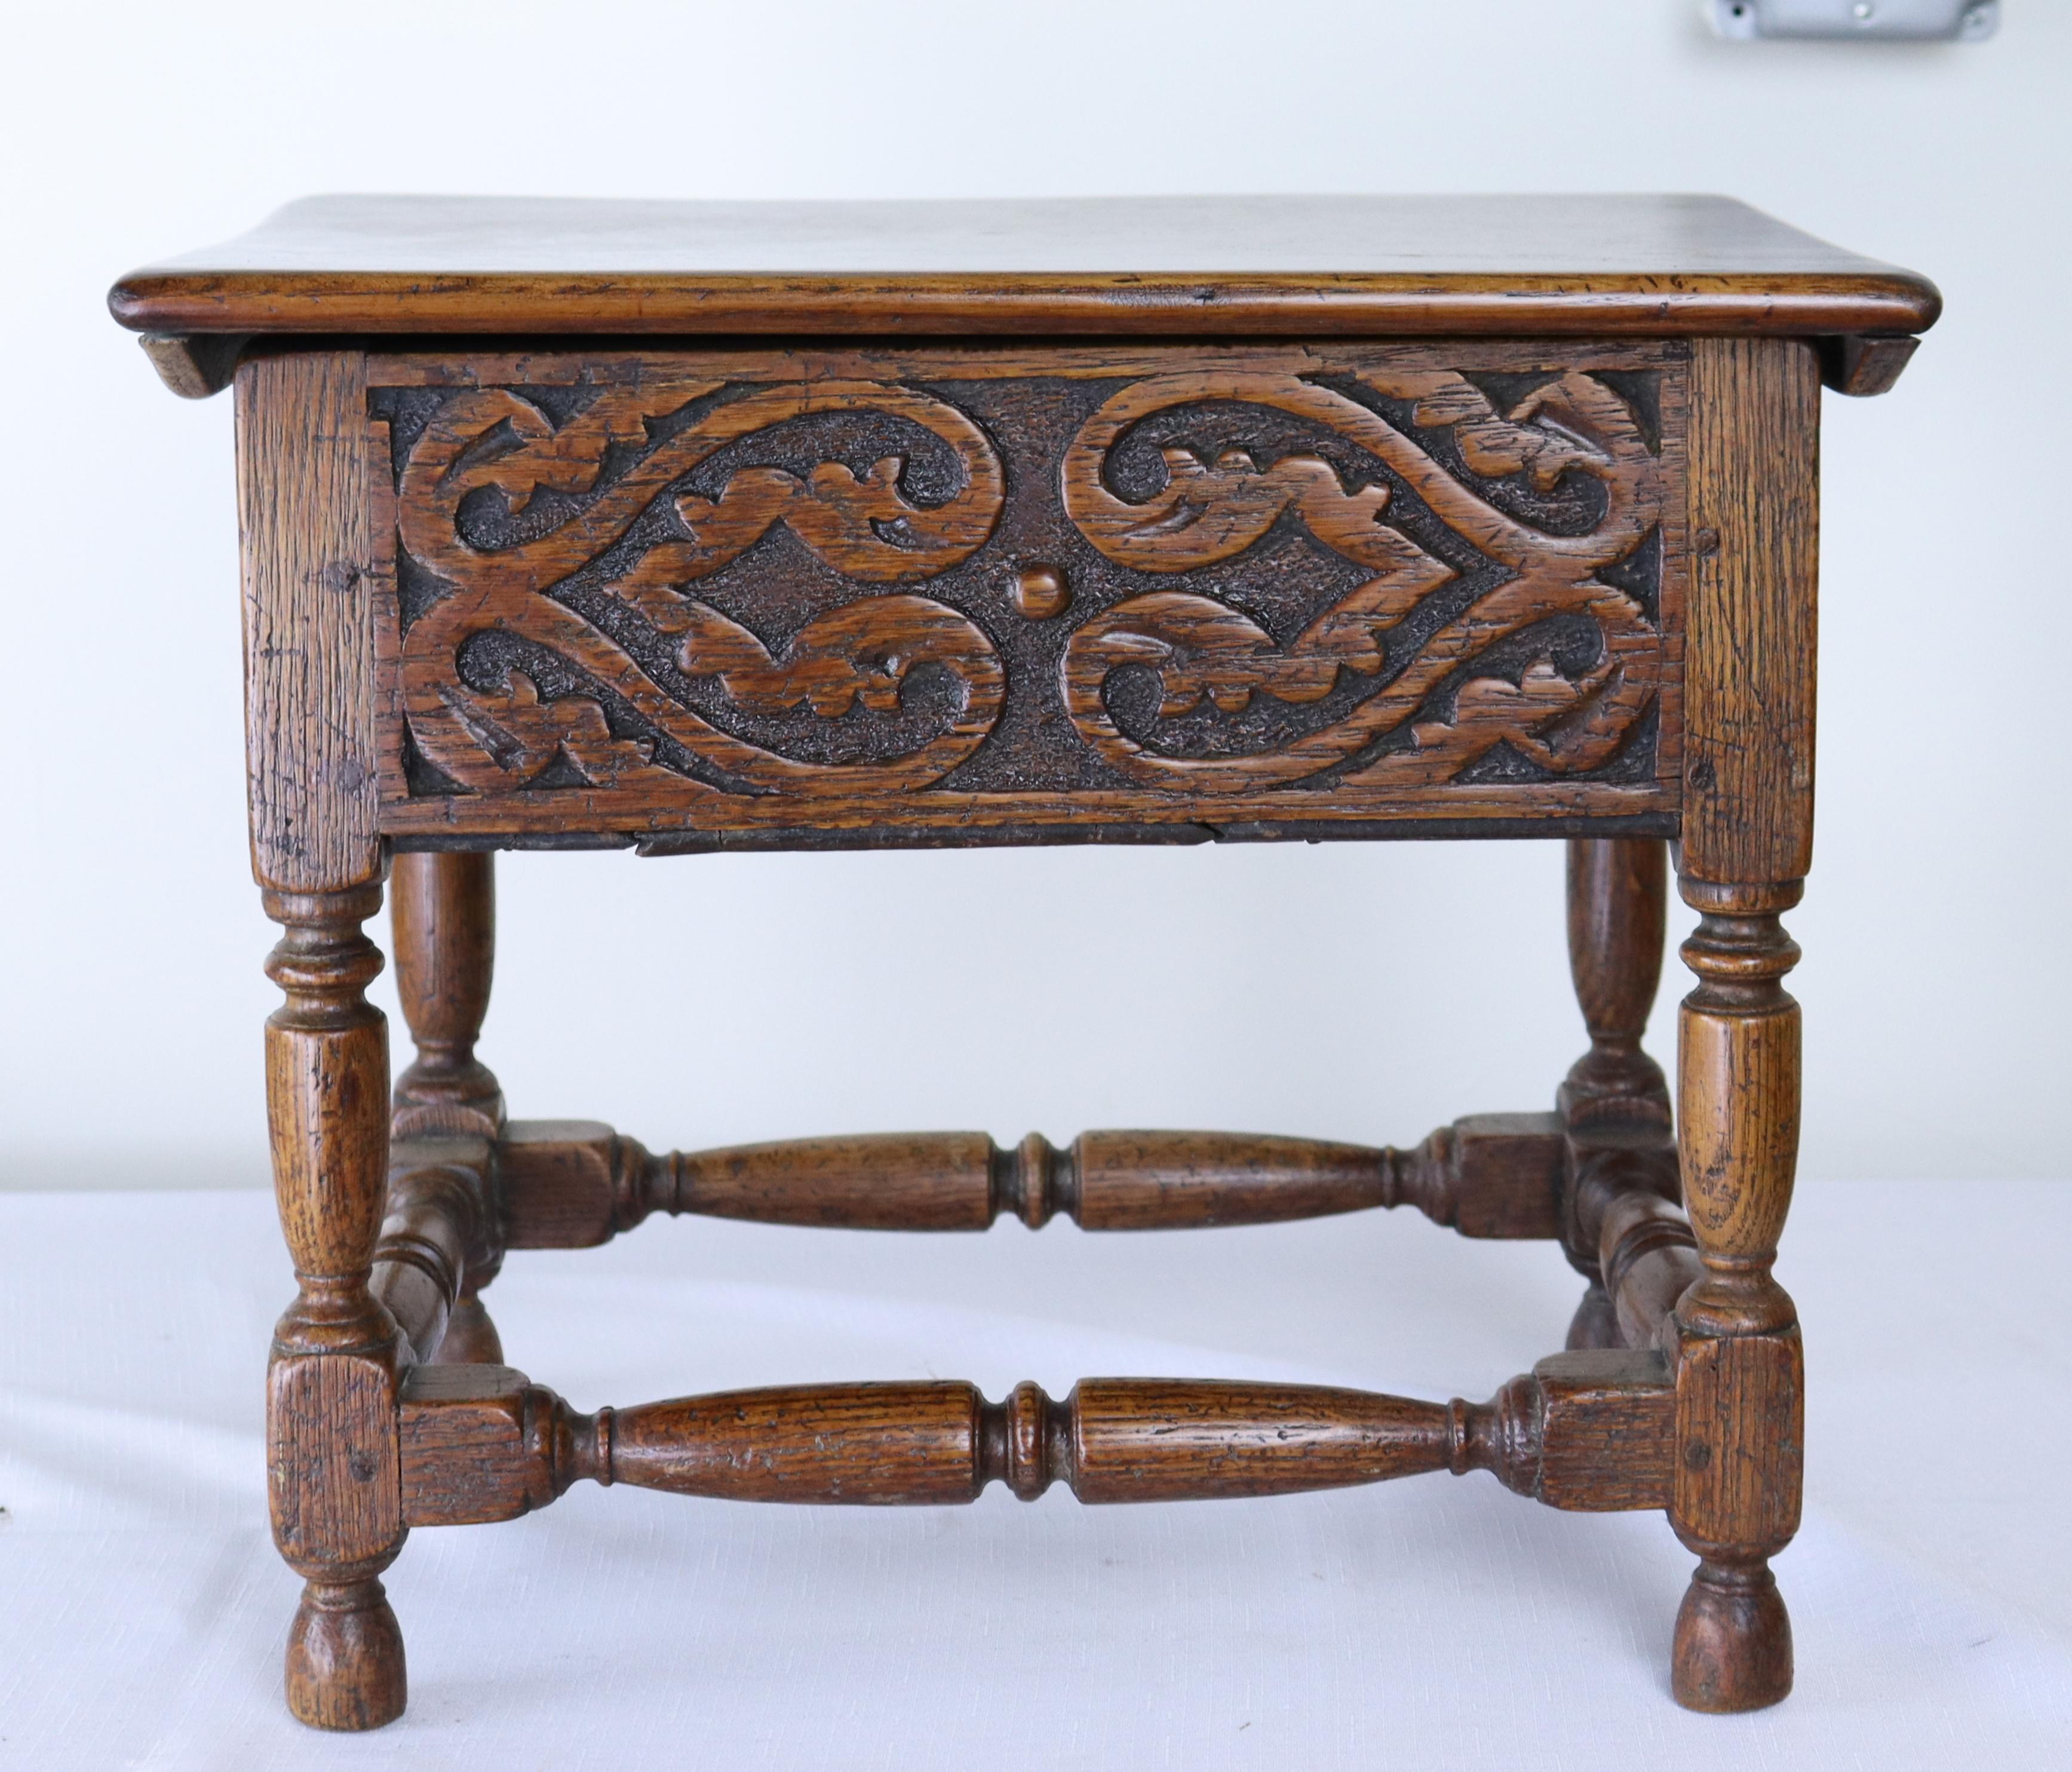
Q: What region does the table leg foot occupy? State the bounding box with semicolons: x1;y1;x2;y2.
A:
1672;1555;1792;1712
286;1573;407;1731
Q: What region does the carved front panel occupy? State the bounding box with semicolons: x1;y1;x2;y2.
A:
368;344;1685;847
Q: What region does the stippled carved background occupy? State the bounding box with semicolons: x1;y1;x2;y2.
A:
369;344;1685;847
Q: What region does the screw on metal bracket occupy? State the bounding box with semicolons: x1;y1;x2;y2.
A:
1708;0;1999;39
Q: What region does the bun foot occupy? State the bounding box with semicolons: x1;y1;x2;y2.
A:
1671;1557;1792;1712
286;1577;407;1730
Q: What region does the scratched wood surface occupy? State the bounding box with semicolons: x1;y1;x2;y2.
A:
236;354;382;892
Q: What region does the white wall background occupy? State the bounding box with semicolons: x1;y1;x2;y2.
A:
2;1;2067;1190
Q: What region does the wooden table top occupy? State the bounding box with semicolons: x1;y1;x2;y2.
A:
109;193;1937;340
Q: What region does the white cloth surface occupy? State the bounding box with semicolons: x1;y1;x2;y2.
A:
1;1181;2065;1770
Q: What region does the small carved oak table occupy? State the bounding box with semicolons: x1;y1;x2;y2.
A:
111;195;1936;1729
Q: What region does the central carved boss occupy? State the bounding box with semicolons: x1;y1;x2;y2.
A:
382;354;1672;816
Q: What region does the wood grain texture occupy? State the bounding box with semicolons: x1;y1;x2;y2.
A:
1675;879;1803;1341
108;194;1940;346
396;1365;1674;1522
390;852;501;1141
1561;837;1671;1130
266;1350;403;1573
388;852;505;1362
368;343;1686;847
1528;1350;1675;1512
1063;1380;1483;1504
668;1131;1002;1232
433;1293;505;1367
492;1117;1565;1245
260;883;406;1731
1670;1329;1803;1713
366;1138;492;1366
398;1365;560;1527
1594;1181;1704;1352
494;1120;630;1250
1419;1114;1570;1239
1819;333;1919;398
1668;876;1806;1712
1557;834;1678;1349
237;352;381;892
1672;1329;1803;1558
1070;1129;1417;1232
1681;339;1820;886
262;890;392;1332
139;330;244;398
1672;1557;1794;1715
129;190;1908;1720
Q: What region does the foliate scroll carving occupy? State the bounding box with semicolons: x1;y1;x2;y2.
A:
1059;369;1666;791
392;381;1007;797
371;345;1683;843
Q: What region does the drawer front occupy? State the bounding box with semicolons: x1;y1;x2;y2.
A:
368;343;1686;849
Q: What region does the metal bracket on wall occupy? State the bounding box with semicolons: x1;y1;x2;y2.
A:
1708;0;1999;39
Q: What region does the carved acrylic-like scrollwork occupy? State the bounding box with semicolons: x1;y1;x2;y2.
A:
395;381;1007;797
1059;369;1665;790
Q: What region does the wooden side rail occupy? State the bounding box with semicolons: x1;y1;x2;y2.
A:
368;1137;495;1365
398;1353;1672;1527
1600;1190;1705;1351
1569;1141;1703;1353
495;1114;1565;1249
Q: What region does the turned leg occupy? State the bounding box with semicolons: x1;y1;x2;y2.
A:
1560;837;1671;1350
391;850;501;1135
391;850;505;1363
263;885;407;1730
1668;877;1804;1712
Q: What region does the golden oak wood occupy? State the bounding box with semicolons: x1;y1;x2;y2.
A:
395;1359;1672;1524
492;1116;1564;1246
261;883;405;1732
1820;332;1918;397
1558;837;1678;1352
241;348;407;1727
1563;839;1671;1131
1668;877;1806;1711
237;354;382;894
390;852;500;1140
138;330;245;398
109;194;1938;351
123;191;1929;1728
366;1140;492;1367
389;852;507;1363
1682;340;1821;886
